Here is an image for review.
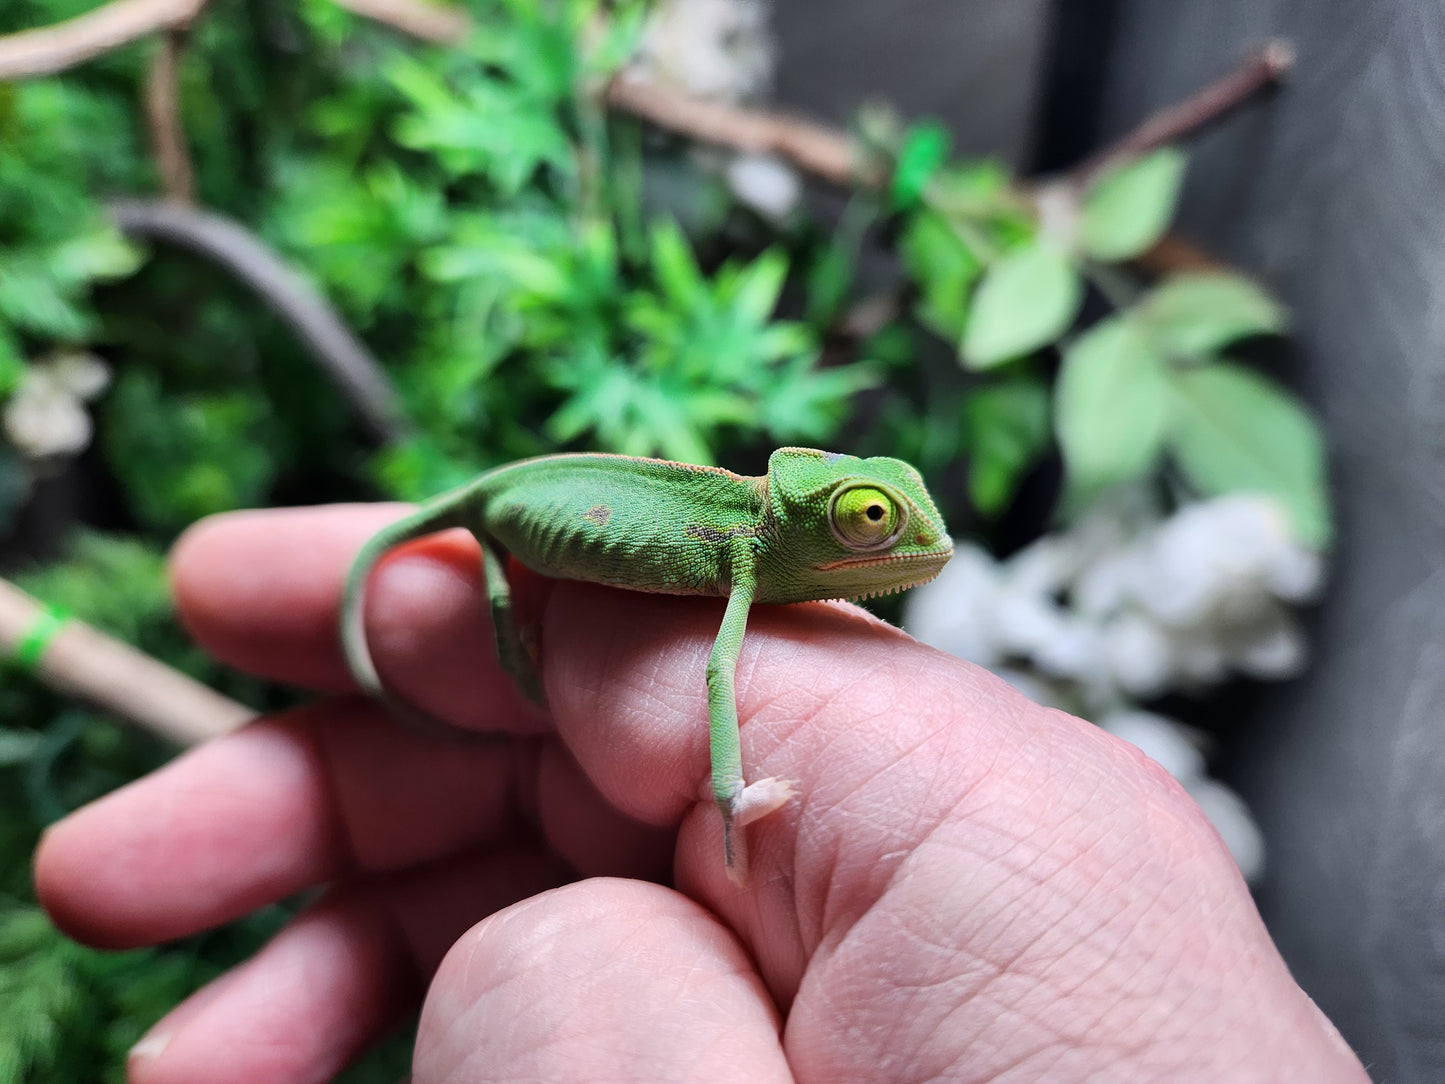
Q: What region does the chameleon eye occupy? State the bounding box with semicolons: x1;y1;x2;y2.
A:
829;485;906;551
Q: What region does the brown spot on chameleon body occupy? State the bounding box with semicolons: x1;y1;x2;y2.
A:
584;505;612;526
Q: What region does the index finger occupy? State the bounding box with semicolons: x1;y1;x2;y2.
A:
171;505;544;731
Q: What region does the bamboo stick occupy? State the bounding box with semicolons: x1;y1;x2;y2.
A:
0;577;253;746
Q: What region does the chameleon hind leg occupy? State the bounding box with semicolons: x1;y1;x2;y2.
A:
705;576;797;886
478;535;546;705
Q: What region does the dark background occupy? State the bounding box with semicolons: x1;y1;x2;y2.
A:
777;1;1445;1078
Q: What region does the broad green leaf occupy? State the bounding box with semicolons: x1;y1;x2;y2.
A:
49;229;143;285
963;239;1082;369
926;159;1012;216
963;378;1050;515
1055;315;1171;497
1168;362;1331;547
1138;271;1289;359
1080;147;1188;261
891;121;951;209
899;207;981;340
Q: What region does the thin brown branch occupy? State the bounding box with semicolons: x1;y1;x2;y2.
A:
109;199;411;444
329;0;469;43
0;0;203;80
606;73;879;188
0;577;252;745
0;0;464;80
142;29;194;203
1071;39;1295;187
1136;234;1227;275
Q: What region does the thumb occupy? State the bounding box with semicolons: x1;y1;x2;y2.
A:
414;878;792;1082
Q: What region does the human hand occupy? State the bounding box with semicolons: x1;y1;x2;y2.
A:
34;505;1367;1083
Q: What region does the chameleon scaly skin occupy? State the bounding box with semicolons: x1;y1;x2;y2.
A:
342;446;952;883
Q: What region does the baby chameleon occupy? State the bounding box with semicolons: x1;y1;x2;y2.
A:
341;446;953;884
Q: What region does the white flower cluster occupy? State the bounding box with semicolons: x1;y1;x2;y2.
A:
905;493;1323;705
904;492;1325;881
629;0;802;223
631;0;774;103
3;353;111;460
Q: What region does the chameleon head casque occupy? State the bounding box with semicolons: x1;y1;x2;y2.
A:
755;447;953;603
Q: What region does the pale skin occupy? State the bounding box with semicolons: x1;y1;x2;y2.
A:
32;505;1368;1083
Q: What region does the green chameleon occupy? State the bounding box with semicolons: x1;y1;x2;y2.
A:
342;446;952;883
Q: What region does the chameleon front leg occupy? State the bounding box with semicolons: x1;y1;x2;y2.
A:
478;534;545;705
706;568;797;885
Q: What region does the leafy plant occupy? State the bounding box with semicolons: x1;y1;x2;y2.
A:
883;134;1325;546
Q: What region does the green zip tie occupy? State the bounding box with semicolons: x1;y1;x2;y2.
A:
11;603;71;673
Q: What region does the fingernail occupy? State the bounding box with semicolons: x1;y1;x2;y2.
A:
129;1028;172;1064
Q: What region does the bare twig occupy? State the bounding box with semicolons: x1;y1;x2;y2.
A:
330;0;469;43
142;29;194;203
0;0;465;81
1070;40;1295;187
0;577;253;745
0;0;203;79
606;73;877;188
1137;234;1227;275
109;200;411;444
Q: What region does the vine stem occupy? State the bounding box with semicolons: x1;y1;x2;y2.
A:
0;577;253;745
108;199;412;445
1068;40;1295;188
605;73;882;188
0;0;203;78
0;0;467;79
142;29;194;203
608;41;1295;200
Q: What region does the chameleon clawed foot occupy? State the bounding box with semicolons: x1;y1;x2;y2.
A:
714;776;798;887
733;776;798;826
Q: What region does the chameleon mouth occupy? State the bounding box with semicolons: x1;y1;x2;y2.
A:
814;545;954;573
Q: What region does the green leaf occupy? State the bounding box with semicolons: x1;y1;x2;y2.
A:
648;219;707;308
891;120;951;209
1138;271;1289;359
1168;362;1331;547
963;239;1082;368
1055;316;1171;497
0;254;91;339
1080;147;1188;261
48;229;143;285
728;248;788;325
899;207;981;340
962;378;1050;515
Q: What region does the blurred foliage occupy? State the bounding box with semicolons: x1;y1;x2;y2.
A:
0;0;1329;1078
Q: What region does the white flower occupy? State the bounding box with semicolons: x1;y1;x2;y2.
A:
1132;495;1322;628
631;0;774;103
1101;611;1176;698
4;353;110;459
725;154;802;221
906;492;1321;711
1220;604;1308;680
